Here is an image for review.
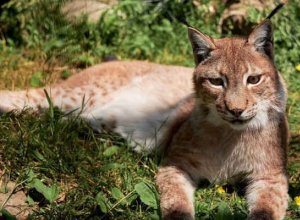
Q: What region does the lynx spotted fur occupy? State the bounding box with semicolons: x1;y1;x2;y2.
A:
0;19;288;219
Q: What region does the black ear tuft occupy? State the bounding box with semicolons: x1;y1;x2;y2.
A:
248;19;274;60
188;27;216;66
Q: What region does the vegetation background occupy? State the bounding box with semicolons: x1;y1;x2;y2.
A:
0;0;299;219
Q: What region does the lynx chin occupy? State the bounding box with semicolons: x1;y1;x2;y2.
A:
0;19;289;220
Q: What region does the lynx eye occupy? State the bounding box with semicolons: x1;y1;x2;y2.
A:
207;78;224;87
247;75;262;85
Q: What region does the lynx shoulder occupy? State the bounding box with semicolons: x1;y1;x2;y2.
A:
0;19;288;219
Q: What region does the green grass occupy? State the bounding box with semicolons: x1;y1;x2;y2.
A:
0;0;300;219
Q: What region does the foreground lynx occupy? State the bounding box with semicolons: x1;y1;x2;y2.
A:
0;19;288;219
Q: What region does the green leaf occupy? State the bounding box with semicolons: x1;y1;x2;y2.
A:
0;184;8;193
111;187;125;204
61;70;71;79
30;71;44;88
214;201;233;220
26;169;36;182
33;150;46;162
95;192;111;213
43;39;64;53
103;146;119;157
149;213;160;220
76;54;94;67
26;195;35;206
43;89;54;118
0;208;16;220
28;179;60;203
134;182;158;209
127;193;138;205
100;163;124;171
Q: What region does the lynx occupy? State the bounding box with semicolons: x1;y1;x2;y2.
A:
0;19;288;219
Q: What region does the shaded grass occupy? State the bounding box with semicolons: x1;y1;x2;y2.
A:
0;109;158;219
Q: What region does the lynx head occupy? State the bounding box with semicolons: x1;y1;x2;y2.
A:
188;20;286;130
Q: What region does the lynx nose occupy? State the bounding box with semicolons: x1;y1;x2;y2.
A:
228;108;244;117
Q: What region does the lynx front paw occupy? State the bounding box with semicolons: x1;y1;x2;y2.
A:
163;211;194;220
248;209;273;220
156;165;196;220
246;173;288;220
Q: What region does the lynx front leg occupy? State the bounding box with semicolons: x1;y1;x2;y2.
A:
246;173;289;220
156;165;196;220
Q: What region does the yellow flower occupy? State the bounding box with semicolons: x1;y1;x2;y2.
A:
216;186;225;194
296;64;300;72
295;196;300;206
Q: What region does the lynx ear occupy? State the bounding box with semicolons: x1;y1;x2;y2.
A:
248;19;274;60
188;27;216;66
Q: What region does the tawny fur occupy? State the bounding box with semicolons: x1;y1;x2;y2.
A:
0;19;288;219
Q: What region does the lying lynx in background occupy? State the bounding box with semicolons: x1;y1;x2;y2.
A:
0;19;288;219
